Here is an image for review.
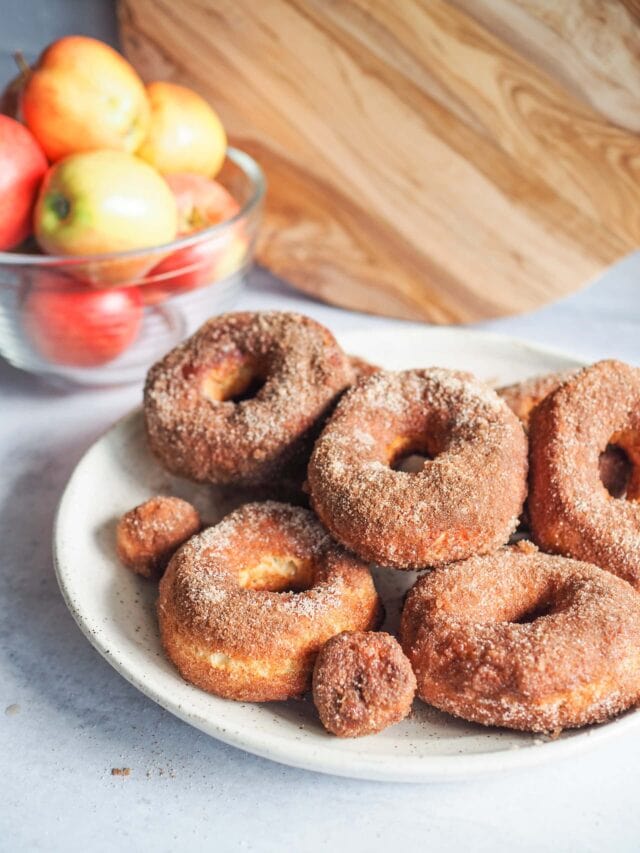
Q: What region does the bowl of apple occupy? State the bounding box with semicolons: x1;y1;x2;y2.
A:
0;36;264;386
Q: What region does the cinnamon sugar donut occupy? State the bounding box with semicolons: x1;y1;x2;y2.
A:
144;312;352;486
529;360;640;586
400;542;640;732
308;369;527;569
158;502;382;701
116;496;201;579
499;369;629;499
312;631;416;737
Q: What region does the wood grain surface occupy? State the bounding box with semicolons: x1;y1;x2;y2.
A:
453;0;640;132
119;0;640;323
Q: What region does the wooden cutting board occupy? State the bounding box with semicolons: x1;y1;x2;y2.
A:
119;0;640;323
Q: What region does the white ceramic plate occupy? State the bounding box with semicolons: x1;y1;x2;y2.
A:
53;327;640;782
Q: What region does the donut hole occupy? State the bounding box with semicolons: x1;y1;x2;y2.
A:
388;435;435;473
201;358;265;404
228;374;266;403
512;599;555;624
600;439;633;499
237;555;315;593
394;453;431;473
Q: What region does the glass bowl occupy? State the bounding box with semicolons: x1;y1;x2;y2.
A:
0;147;264;386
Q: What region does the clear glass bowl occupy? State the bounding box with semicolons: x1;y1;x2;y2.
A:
0;147;264;386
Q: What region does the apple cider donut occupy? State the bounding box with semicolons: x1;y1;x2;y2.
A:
312;631;416;737
158;502;382;701
400;542;640;732
529;360;640;586
307;368;527;569
116;496;201;579
144;312;352;486
499;369;629;499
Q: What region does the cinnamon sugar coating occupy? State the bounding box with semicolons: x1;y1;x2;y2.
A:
498;371;575;432
400;543;640;732
313;631;416;737
144;312;352;487
308;368;527;569
529;360;640;587
158;502;382;702
499;369;629;500
116;496;201;579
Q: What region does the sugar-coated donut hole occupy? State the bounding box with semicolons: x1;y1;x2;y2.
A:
237;554;316;593
200;356;266;404
116;496;201;579
600;433;637;499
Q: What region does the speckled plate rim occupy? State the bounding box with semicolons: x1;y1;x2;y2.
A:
53;326;640;783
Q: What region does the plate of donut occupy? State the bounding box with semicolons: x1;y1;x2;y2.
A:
54;318;640;782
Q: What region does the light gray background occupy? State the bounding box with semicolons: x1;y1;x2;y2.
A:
1;3;639;851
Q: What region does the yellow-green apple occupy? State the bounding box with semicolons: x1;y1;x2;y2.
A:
143;173;240;304
0;115;47;249
34;149;177;284
22;36;150;161
137;82;226;177
34;149;177;254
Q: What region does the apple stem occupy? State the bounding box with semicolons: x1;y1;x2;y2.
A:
13;52;32;79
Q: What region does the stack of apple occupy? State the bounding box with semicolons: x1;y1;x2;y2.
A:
1;35;244;368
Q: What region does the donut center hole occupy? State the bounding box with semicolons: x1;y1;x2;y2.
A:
237;555;314;593
388;436;435;473
512;599;555;624
228;374;266;403
600;438;634;499
201;359;265;403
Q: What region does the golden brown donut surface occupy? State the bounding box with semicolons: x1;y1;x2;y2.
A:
529;360;640;587
307;368;527;569
158;501;382;702
116;496;201;579
144;312;352;486
400;543;640;732
499;369;629;500
312;631;416;737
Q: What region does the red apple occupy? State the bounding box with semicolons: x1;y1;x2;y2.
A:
142;174;240;304
143;237;227;305
0;115;47;250
167;174;239;235
23;273;143;367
